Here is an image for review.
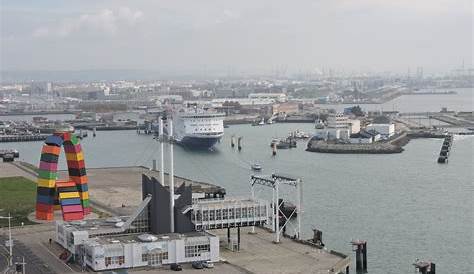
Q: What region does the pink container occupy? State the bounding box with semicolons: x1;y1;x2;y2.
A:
62;205;83;213
39;161;58;171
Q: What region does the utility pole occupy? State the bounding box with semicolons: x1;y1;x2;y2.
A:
0;213;13;266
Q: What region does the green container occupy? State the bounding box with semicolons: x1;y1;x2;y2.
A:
70;135;80;145
38;170;57;180
81;199;90;208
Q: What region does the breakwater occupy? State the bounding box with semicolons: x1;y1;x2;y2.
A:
306;132;409;154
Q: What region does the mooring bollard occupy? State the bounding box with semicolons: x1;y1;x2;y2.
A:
351;240;367;272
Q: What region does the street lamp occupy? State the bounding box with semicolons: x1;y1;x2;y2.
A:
0;213;13;266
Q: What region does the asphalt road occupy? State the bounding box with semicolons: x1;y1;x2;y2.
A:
0;235;57;274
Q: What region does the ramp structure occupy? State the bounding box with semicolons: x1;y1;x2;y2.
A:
35;132;90;221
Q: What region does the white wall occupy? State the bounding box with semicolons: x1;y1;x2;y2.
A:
366;124;395;137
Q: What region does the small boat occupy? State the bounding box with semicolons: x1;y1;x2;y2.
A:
270;138;280;147
276;141;290;149
251;163;262;171
252;117;266;126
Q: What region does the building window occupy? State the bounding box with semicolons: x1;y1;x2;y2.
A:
185;244;210;258
105;256;124;266
105;257;111;266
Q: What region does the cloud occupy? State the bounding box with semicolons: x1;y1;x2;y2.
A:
32;7;144;38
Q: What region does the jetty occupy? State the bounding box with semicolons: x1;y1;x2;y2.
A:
437;134;453;164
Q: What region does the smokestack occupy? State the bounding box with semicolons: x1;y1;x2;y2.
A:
159;117;165;186
169;118;175;233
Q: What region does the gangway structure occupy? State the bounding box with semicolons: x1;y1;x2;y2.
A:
187;198;268;231
250;173;303;243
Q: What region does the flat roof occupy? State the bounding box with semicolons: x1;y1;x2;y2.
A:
90;231;212;245
194;198;266;208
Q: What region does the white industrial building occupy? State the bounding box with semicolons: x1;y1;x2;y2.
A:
55;175;269;272
314;113;361;140
56;219;219;271
366;123;395;138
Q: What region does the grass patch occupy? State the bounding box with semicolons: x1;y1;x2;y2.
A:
0;176;37;227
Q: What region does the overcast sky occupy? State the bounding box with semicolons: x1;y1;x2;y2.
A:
1;0;472;74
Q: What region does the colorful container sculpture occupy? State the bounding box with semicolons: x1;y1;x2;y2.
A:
35;132;90;221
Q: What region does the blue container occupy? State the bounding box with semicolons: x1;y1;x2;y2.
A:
45;135;64;147
37;194;55;205
60;198;82;206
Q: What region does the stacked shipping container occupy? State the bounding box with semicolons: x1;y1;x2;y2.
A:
35;132;90;221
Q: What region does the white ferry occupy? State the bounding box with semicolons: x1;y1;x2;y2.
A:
170;108;225;149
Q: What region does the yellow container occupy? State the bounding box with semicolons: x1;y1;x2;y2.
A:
37;178;56;188
59;192;80;199
79;192;89;200
65;152;84;161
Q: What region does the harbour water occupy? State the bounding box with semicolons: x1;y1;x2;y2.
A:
316;87;473;113
1;123;472;273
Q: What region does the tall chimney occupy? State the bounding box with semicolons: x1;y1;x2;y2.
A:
169;118;175;233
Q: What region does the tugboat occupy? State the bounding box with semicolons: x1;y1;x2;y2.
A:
251;163;262;171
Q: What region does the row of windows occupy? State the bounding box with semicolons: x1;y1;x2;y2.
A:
192;207;266;221
184;244;210;258
142;252;169;264
105;256;124;266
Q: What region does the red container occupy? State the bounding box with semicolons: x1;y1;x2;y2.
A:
36;211;53;220
36;203;54;213
56;181;76;188
63;211;84;221
67;160;85;169
83;207;92;215
64;144;82;153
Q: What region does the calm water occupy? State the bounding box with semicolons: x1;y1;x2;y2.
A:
1;124;472;273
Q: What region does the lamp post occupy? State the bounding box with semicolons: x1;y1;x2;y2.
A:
0;213;13;266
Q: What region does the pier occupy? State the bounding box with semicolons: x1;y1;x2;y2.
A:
0;134;49;142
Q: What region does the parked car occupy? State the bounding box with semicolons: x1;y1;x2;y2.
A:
170;263;182;271
202;261;214;268
192;261;204;269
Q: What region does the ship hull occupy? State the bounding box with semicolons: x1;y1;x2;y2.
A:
177;135;222;149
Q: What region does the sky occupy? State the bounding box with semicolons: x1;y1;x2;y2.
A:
0;0;472;75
